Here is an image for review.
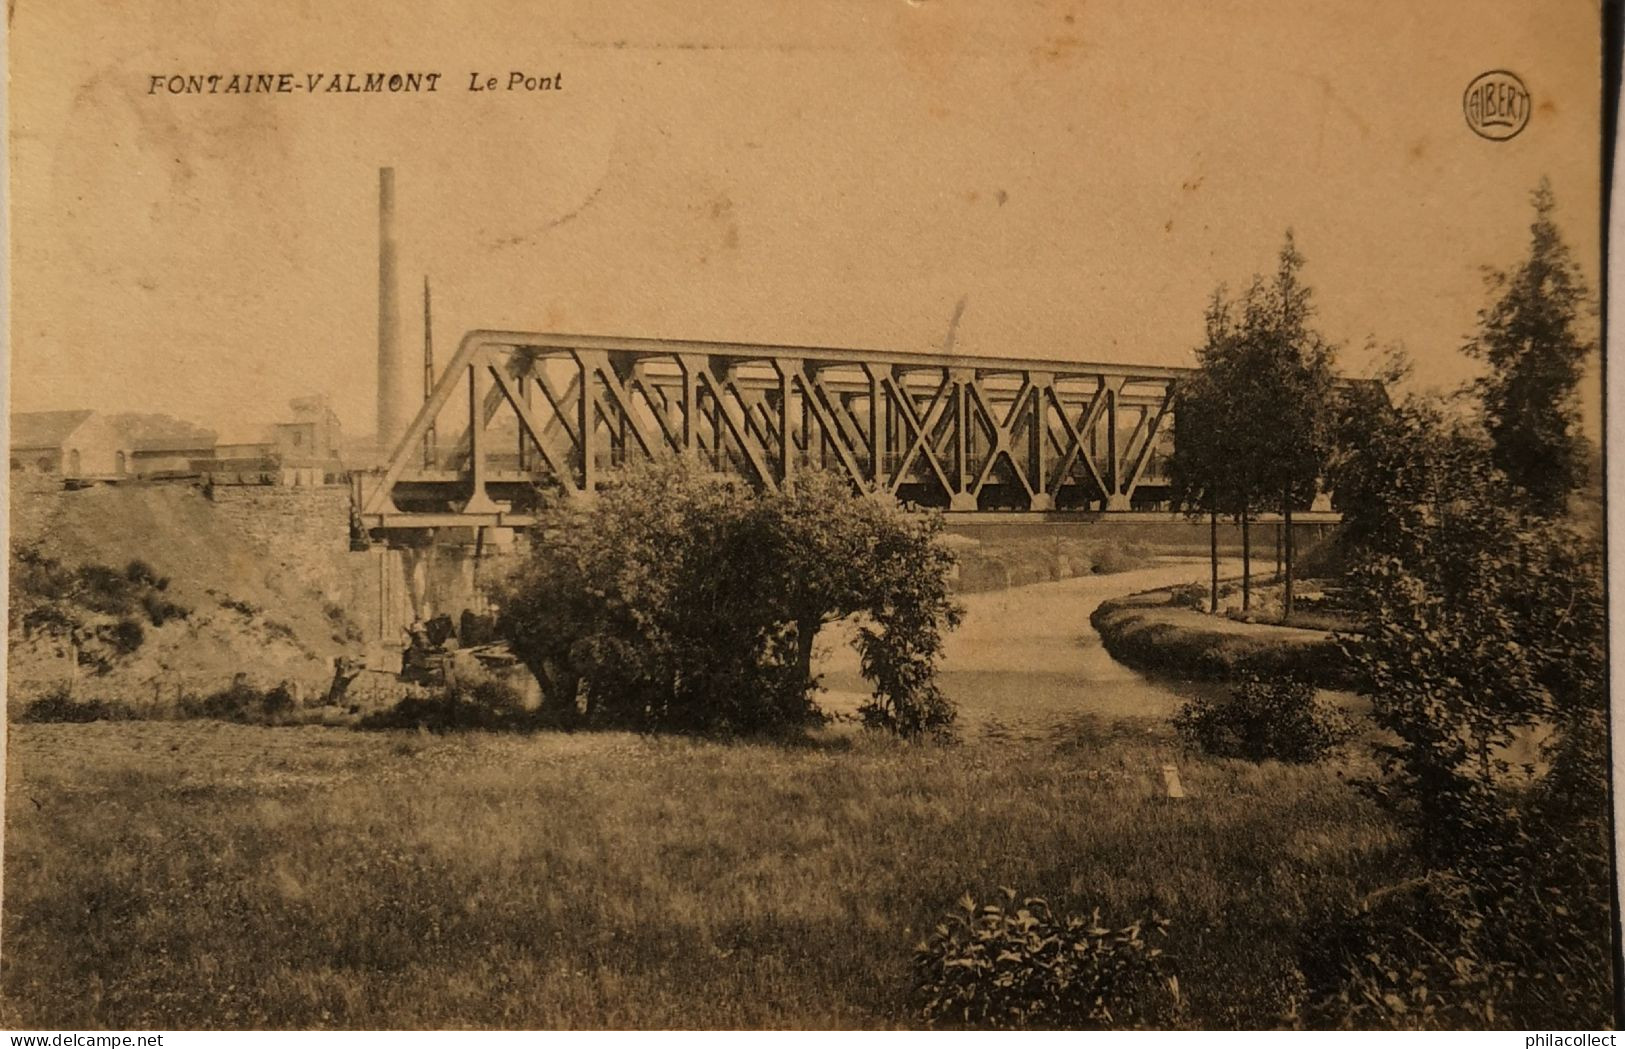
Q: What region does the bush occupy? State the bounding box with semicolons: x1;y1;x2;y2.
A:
75;563;137;615
1090;595;1352;688
123;559;168;590
495;462;962;737
913;889;1174;1029
101;617;146;657
1296;852;1612;1029
16;687;141;723
1173;678;1354;763
182;680;297;724
140;590;189;626
8;548;189;672
1089;540;1147;575
1296;872;1496;1028
360;679;531;733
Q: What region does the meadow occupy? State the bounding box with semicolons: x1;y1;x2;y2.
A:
1;709;1401;1029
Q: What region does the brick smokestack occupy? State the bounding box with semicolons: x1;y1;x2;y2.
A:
375;167;407;456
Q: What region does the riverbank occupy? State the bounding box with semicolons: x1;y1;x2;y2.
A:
946;532;1151;593
1090;587;1353;688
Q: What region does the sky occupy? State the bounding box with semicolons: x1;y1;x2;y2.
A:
8;0;1606;439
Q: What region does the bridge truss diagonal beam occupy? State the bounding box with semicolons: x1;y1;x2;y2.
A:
355;329;1190;531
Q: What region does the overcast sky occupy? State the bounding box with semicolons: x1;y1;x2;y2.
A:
10;0;1604;439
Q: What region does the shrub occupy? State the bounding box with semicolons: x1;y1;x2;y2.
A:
10;548;188;664
101;617;146;657
1173;678;1353;763
913;889;1174;1029
495;461;962;737
1089;540;1147;575
262;620;297;643
1296;847;1612;1029
75;563;137;615
140;590;189;626
1090;595;1352;688
16;687;141;723
123;559;168;590
359;679;530;733
1165;582;1208;610
182;680;297;724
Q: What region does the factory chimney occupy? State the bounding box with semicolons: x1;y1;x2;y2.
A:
375;167;408;457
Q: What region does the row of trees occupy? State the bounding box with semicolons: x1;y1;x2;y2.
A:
1167;233;1337;620
1168;180;1593;630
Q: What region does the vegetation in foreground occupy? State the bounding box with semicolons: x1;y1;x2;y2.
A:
1173;679;1354;765
2;717;1399;1030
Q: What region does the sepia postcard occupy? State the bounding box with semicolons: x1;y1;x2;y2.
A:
3;0;1617;1034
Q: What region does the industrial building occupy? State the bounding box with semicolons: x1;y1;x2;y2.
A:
10;398;347;487
9;410;132;480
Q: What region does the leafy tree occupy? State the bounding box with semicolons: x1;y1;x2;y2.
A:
493;458;963;737
494;461;805;733
1177;235;1338;618
1312;185;1611;1025
1325;467;1610;1026
1464;179;1593;517
1168;311;1232;613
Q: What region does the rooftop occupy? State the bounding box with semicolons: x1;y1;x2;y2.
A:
11;409;95;449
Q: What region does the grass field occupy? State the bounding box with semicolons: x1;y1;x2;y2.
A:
2;714;1401;1029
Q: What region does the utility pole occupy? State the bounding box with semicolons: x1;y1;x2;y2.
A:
423;275;436;469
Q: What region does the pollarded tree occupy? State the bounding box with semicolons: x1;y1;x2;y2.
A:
1464;178;1594;517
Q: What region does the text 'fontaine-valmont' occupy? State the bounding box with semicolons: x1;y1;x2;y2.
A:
147;71;564;95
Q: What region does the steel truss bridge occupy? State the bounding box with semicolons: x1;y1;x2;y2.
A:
354;330;1197;533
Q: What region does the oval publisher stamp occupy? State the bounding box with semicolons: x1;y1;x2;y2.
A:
1464;70;1531;141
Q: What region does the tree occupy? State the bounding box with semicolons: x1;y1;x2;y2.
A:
1326;353;1453;567
1332;422;1610;1025
493;459;964;737
1177;235;1338;619
1167;333;1230;613
1309;186;1611;1027
761;470;963;735
1464;179;1593;516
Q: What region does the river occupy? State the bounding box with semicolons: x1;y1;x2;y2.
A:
816;556;1246;732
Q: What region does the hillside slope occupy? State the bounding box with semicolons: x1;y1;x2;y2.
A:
9;482;356;700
